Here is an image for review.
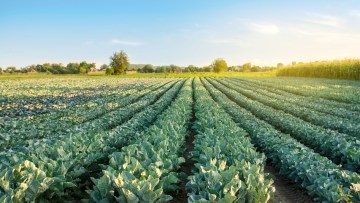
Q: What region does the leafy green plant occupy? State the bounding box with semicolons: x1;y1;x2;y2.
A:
0;160;76;202
86;79;193;202
187;78;274;203
203;77;360;202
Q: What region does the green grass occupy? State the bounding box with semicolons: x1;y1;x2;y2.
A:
0;71;276;80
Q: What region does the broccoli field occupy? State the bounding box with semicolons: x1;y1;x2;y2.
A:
1;77;360;203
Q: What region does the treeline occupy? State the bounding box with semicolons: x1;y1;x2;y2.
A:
0;61;96;74
133;63;277;73
135;64;209;73
277;59;360;80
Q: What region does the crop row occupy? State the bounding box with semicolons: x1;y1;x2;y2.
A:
227;77;360;122
1;90;101;118
209;78;360;172
186;78;274;202
0;80;178;169
86;78;193;202
237;77;360;107
0;80;185;202
261;76;360;101
0;80;162;134
0;78;155;117
221;78;360;138
231;77;360;117
0;81;172;151
202;78;360;202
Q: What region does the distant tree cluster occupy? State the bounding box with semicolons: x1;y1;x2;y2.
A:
183;65;211;72
134;64;213;73
136;64;184;73
127;64;147;71
0;51;283;75
129;59;278;74
137;64;154;73
226;63;277;72
0;61;96;74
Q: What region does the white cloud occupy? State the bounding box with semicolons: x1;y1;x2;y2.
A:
249;23;279;34
110;39;143;46
302;14;342;27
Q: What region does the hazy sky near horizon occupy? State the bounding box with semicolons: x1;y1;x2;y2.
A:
1;0;360;68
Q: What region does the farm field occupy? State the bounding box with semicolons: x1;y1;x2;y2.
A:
0;76;360;203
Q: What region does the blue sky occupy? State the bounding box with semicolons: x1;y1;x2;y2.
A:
1;0;360;68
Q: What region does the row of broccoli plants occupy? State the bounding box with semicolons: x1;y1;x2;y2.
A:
236;78;360;111
221;78;360;138
0;81;173;151
1;88;105;118
0;80;185;202
85;78;194;203
1;81;132;119
0;80;111;118
0;80;178;170
201;78;360;202
0;81;166;140
227;77;360;122
0;80;153;132
0;78;147;111
252;77;360;104
211;78;360;172
230;77;360;120
0;78;163;119
186;78;274;202
0;79;181;169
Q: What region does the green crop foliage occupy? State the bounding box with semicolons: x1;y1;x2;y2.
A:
277;59;360;80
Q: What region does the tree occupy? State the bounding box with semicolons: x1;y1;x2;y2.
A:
250;66;261;72
277;63;284;68
50;63;63;74
79;67;87;74
142;64;154;73
6;66;16;74
240;63;252;72
66;63;80;74
169;64;182;73
202;66;211;72
110;51;130;75
185;65;197;72
0;67;3;74
22;65;37;73
100;64;109;71
105;68;114;75
43;63;51;72
227;66;237;72
36;64;45;72
155;66;168;73
212;58;227;73
79;61;96;74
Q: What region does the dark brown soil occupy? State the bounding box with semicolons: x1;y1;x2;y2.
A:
266;165;314;203
169;132;196;203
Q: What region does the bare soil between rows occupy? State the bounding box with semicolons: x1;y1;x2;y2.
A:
266;165;314;203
